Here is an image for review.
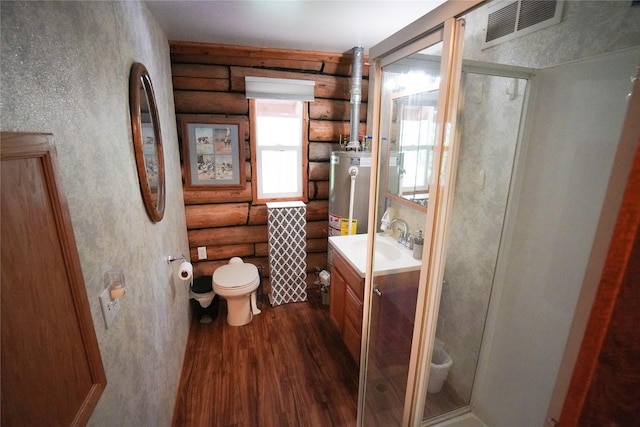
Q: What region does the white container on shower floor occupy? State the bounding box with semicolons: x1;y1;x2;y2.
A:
428;338;453;393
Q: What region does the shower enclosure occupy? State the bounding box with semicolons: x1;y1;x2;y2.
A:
358;1;639;425
359;17;531;424
360;16;469;426
423;68;530;422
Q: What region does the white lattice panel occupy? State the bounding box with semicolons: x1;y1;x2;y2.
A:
267;202;307;306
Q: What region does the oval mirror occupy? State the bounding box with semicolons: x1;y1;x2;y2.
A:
129;62;165;222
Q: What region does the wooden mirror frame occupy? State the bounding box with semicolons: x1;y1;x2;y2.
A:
129;62;165;222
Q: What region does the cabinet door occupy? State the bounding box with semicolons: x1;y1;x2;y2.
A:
329;266;346;332
343;316;362;364
344;285;363;363
344;285;363;333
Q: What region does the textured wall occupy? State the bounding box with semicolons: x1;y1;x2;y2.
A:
1;1;190;425
462;0;640;69
438;72;526;404
472;48;639;427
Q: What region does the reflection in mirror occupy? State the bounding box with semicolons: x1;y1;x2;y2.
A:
388;90;438;207
130;62;165;222
380;45;442;210
140;82;160;196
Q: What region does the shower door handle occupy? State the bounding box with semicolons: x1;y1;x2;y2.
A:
373;285;382;297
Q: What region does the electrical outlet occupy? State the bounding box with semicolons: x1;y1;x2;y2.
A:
197;246;207;260
99;287;121;328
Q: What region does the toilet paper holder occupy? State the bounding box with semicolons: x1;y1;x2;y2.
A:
167;255;193;283
166;254;186;264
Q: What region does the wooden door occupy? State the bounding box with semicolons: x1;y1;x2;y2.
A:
1;133;105;426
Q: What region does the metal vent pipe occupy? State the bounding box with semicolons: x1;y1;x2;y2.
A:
347;46;364;149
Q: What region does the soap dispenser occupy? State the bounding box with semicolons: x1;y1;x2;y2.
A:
380;209;392;231
412;230;424;259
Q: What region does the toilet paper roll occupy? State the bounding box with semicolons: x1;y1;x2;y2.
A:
178;261;193;282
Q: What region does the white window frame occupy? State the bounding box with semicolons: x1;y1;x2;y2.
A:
398;104;436;194
250;98;308;204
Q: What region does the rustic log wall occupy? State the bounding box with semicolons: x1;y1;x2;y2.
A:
170;42;369;291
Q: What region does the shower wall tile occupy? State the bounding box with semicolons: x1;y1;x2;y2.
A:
438;73;524;402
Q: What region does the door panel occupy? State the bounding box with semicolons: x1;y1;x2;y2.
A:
1;132;105;426
363;22;458;426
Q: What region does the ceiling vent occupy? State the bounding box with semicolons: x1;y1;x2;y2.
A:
483;0;564;49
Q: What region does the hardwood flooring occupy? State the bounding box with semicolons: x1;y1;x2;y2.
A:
362;345;464;425
423;385;465;421
172;289;359;427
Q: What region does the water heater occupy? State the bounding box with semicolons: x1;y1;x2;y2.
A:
328;151;371;236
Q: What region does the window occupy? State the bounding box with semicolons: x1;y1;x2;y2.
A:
398;104;436;194
250;98;308;203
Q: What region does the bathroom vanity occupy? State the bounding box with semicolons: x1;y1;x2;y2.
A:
328;234;422;364
329;248;365;363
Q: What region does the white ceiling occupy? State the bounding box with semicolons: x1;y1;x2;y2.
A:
145;0;448;55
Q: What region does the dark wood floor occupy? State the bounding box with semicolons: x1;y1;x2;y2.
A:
362;363;464;425
172;289;359;427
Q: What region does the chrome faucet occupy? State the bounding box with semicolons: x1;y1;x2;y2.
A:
389;218;410;246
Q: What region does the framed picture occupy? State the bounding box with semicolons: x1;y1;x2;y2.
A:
141;123;159;187
179;116;246;190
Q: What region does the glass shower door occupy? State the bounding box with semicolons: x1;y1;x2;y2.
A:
422;70;529;422
361;19;466;426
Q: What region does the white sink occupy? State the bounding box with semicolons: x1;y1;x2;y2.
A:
329;233;422;277
350;238;402;262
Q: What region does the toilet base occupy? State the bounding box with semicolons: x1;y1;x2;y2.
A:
224;291;262;326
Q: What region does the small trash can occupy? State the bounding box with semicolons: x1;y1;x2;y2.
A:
190;275;219;323
428;338;453;393
319;270;331;306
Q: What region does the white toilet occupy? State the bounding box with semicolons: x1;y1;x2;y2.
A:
212;257;261;326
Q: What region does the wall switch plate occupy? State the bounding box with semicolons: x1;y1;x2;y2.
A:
197;246;207;260
99;287;121;328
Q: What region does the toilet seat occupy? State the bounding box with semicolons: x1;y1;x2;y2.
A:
213;262;259;290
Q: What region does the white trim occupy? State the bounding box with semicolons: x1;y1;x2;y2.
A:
245;76;315;101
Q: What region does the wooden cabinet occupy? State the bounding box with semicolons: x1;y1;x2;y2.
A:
329;245;422;364
329;249;365;363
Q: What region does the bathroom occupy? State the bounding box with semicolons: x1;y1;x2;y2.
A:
1;1;639;426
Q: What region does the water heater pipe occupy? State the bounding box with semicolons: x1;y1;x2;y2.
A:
348;166;359;235
347;46;364;150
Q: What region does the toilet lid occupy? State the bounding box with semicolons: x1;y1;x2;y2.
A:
213;263;259;289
